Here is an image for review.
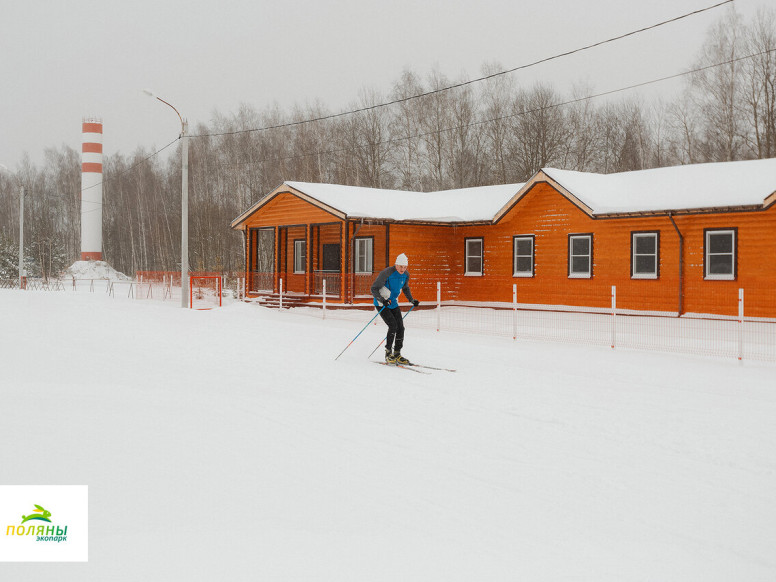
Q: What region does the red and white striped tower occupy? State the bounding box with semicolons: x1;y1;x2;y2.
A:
81;118;103;261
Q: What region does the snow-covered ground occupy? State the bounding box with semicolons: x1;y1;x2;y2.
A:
2;289;775;581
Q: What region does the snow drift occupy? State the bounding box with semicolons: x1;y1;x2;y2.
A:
60;260;130;281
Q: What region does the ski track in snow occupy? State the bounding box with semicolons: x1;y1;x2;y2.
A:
1;289;775;581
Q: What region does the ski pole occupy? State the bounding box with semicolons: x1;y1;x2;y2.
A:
367;303;417;359
334;305;387;361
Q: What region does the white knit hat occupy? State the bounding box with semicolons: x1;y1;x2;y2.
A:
395;253;409;267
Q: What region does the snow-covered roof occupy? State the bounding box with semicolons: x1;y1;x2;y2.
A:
541;158;776;215
283;181;525;222
232;158;776;228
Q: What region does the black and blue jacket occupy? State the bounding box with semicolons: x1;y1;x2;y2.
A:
371;266;415;308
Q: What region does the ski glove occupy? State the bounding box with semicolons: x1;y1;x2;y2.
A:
412;299;420;306
382;298;392;307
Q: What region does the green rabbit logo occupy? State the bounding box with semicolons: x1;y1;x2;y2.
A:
21;505;52;524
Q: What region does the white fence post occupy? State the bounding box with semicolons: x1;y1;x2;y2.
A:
322;278;327;319
611;285;617;349
513;283;517;341
738;288;744;362
279;278;283;310
436;281;441;332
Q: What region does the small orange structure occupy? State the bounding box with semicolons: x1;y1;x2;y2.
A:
231;158;776;317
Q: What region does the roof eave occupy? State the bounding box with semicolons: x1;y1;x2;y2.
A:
598;204;765;218
349;216;493;227
764;190;776;209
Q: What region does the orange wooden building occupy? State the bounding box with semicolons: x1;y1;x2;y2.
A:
231;158;776;317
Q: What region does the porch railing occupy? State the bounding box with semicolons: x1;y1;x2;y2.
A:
351;272;374;297
249;271;375;298
250;271;274;293
314;271;341;296
312;272;374;298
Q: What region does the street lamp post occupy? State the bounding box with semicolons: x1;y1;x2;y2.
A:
143;89;189;308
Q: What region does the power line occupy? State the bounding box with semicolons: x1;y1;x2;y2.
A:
211;47;775;172
6;0;735;200
78;137;180;195
69;0;735;195
23;38;767;207
191;0;734;140
3;137;181;201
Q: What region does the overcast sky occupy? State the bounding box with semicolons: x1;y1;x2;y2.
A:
0;0;763;170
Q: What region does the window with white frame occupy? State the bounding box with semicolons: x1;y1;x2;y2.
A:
513;236;534;277
293;239;306;274
631;231;659;279
465;238;483;275
705;229;736;280
568;234;592;278
354;237;373;274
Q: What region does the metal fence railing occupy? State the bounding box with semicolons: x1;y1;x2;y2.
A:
0;274;247;305
4;275;775;362
1;278;65;291
288;277;776;363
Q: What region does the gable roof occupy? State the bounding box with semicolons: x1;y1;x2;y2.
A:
494;158;776;221
233;158;776;229
231;181;525;228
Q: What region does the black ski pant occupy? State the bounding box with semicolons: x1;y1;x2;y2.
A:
377;305;404;352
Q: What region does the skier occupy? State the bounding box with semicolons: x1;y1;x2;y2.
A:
371;253;420;364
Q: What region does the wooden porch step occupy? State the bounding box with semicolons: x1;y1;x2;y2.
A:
249;293;309;309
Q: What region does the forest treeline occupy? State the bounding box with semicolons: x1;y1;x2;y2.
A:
1;8;774;279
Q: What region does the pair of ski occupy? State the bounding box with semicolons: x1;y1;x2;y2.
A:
364;307;455;373
373;360;456;374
